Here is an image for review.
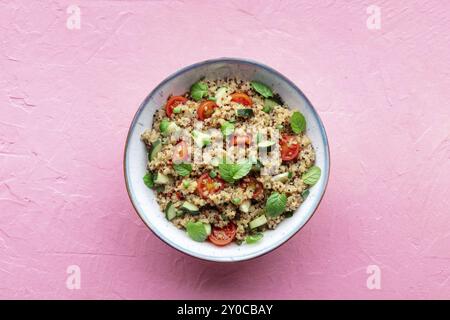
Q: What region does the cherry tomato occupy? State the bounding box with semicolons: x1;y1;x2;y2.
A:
279;134;301;161
197;173;225;198
197;100;218;120
166;96;187;117
240;177;264;199
230;93;252;106
208;223;237;246
173;141;190;162
230;133;252;146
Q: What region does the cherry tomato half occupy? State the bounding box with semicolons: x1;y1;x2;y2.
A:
279;134;301;161
240;176;264;199
172;141;190;163
208;223;237;246
197;100;218;120
197;173;225;199
230;93;253;106
166;96;188;117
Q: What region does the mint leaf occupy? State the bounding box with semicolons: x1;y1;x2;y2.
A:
245;233;263;244
290;111;306;134
302;166;321;185
251;81;273;98
186;221;210;242
173;163;192;177
190;81;208;101
218;160;252;183
232;160;252;180
221;121;235;136
143;172;154;188
265;192;287;217
218;163;237;183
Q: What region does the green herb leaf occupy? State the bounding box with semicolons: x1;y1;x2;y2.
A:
209;170;217;178
290;111;306;134
245;233;263;244
190;81;208;101
143;172;154;188
233;160;253;180
173;163;192;177
218;160;252;183
263;98;278;113
183;180;191;189
302;166;321;185
251;81;273;98
218;163;237;183
221;121;235;136
186;221;210;242
265;192;287;217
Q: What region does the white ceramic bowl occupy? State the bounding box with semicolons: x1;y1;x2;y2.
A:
124;58;330;262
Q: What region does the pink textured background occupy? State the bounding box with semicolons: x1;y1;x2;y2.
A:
1;0;449;299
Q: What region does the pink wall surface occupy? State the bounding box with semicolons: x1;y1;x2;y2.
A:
0;0;449;299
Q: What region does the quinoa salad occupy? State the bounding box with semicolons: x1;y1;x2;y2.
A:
140;79;321;246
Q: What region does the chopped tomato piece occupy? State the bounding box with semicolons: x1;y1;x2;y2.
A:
197;173;225;198
231;93;252;106
208;223;237;246
166;96;188;117
279;134;301;161
197;100;218;120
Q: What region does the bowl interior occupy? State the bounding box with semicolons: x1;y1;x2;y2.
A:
124;59;329;262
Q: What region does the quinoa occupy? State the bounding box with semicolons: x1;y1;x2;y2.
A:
141;79;318;246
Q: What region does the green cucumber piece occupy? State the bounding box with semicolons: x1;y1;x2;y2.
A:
272;172;290;182
215;87;228;106
239;199;251;213
257;140;275;149
249;215;268;229
154;172;170;184
192;130;211;148
236;108;254;117
181;202;199;214
165;202;177;221
150;139;162;160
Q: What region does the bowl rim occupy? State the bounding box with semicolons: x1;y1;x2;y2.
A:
123;57;330;262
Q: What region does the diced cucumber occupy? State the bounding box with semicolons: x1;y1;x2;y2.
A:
249;215;267;229
239;199;251;213
150;139;162;160
272;172;290;182
192;130;211;148
165;202;177;221
257;140;275;149
160;119;171;133
263;98;278;113
215;87;228;106
236;108;254;117
159;120;179;136
154;172;170;184
181;202;199;214
204;223;211;236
